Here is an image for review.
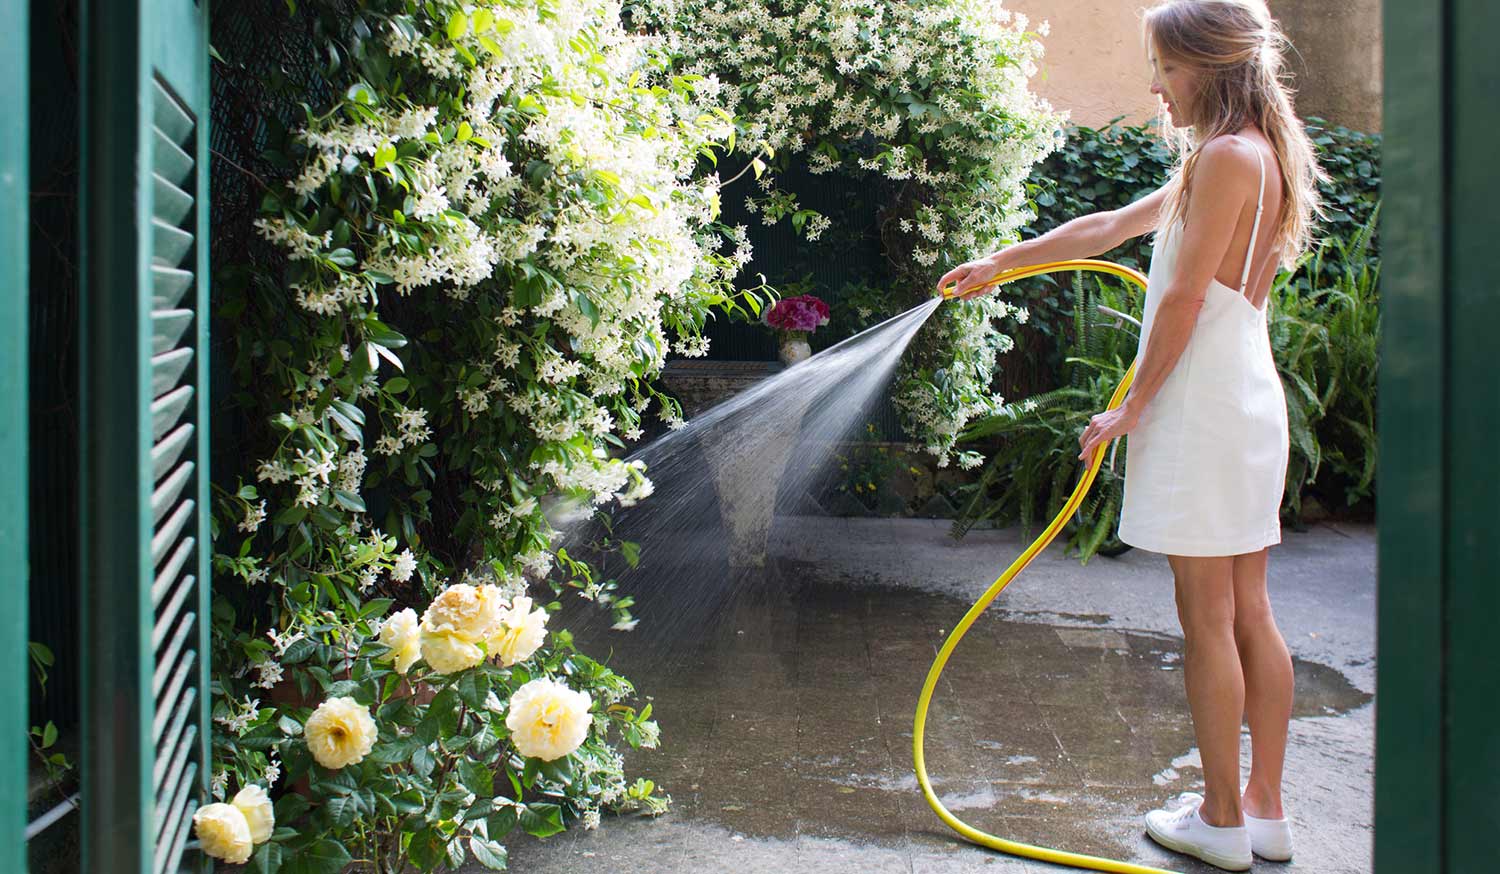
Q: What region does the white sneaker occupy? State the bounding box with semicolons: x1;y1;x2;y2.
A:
1144;792;1253;872
1244;810;1294;861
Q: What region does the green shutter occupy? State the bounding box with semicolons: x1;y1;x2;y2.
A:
80;1;211;872
0;0;27;868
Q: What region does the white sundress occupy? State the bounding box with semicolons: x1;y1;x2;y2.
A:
1116;145;1290;557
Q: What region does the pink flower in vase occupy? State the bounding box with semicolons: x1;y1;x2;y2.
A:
764;294;831;335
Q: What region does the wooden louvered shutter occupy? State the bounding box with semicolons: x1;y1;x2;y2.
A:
80;1;212;872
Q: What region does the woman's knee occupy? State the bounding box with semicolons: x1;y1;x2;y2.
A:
1171;556;1237;633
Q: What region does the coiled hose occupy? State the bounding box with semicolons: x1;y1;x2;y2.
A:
921;260;1181;874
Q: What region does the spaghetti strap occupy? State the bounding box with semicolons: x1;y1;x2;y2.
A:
1238;144;1267;294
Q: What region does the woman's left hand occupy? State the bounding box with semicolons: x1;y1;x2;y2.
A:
1078;403;1141;462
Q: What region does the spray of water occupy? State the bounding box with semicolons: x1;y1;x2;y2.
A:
558;297;942;660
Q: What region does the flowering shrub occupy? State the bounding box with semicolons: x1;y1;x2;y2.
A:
628;0;1066;461
764;294;831;336
208;0;761;868
201;588;665;872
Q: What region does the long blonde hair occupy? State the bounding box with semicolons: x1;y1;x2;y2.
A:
1142;0;1330;270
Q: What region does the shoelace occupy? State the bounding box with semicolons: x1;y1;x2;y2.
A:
1162;792;1205;825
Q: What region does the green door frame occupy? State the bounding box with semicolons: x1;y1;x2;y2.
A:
0;0;27;868
1376;0;1500;871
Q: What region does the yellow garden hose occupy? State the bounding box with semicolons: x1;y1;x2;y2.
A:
920;260;1182;874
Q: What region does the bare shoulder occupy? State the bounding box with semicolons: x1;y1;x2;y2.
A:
1192;135;1263;196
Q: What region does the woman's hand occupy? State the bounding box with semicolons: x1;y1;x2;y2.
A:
1078;402;1141;463
936;253;1008;300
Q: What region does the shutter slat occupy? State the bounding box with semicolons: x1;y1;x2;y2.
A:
151;536;194;605
151;79;193;145
151;308;193;355
152;760;197;867
152;721;195;797
152;619;194;698
150;347;193;400
155;784;197;874
151;173;193;226
150;499;193;566
152;127;194;189
151;218;194;268
152;573;194;650
152;701;194;790
151;461;193;525
151;424;193;482
152;265;194;310
152;659;194;741
150;385;193;442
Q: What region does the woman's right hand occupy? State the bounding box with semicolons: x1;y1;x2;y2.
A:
936;253;1009;300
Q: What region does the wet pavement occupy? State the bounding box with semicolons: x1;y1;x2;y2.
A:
478;517;1376;873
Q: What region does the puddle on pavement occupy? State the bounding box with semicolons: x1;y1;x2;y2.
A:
577;566;1372;858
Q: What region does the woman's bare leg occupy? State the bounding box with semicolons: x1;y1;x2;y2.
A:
1169;553;1245;828
1232;547;1294;819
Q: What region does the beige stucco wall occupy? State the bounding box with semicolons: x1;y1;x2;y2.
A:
1009;0;1382;133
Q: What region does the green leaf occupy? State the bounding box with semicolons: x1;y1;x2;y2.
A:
620;540;640;569
370;736;423;764
455;669;491;710
249;841;284;874
447;10;469;39
344;82;375;106
486;807;518;840
470;836;509;870
280;839;352;874
373;142;396;169
458;756;495;798
274;793;312;825
519;802;565;838
407;827;448;870
332;490;367;512
324;793;358;829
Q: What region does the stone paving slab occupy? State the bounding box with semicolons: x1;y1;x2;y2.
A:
474;519;1375;873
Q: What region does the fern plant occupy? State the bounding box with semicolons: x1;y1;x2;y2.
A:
1269;205;1381;519
950;272;1138;563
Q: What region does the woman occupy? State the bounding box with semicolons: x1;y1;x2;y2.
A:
937;1;1329;870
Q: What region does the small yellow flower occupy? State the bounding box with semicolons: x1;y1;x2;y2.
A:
487;595;548;667
376;608;421;675
506;677;593;761
231;784;275;845
419;627;486;674
305;696;377;770
422;583;503;642
192;802;252;864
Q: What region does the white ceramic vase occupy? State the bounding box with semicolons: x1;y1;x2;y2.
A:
778;334;812;366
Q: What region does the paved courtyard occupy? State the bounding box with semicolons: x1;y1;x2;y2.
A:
480;517;1376;873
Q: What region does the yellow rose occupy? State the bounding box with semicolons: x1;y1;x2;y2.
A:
305;696;377;770
421;583;503;642
419;626;486;674
192;802;252;864
487;595;548;667
506;677;592;761
231;784;275;844
376;608;421;674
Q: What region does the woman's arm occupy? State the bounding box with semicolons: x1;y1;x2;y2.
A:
1077;136;1262;460
938;185;1170;299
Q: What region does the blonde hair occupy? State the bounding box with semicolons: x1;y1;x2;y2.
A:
1142;0;1331;270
